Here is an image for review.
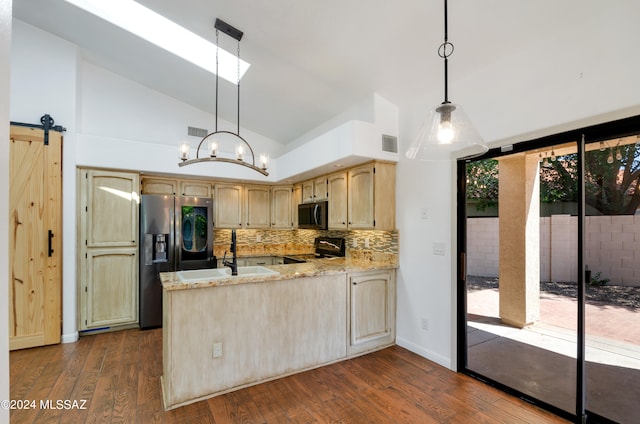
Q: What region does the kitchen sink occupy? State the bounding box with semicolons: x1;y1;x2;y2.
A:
177;266;279;282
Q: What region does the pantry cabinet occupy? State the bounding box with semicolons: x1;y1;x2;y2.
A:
78;168;140;331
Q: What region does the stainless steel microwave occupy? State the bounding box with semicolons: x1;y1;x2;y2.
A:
298;201;328;230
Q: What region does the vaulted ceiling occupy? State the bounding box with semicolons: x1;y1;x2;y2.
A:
11;0;625;146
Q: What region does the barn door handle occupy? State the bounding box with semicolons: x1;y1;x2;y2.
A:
48;230;54;257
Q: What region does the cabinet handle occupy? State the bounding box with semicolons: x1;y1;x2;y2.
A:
48;230;54;257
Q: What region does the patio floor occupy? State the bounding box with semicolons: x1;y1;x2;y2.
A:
467;288;640;423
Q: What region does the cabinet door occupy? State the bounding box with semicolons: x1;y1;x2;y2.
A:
214;184;243;228
271;186;293;228
84;248;138;329
292;184;303;228
141;177;177;195
328;172;348;229
349;271;395;355
314;176;328;201
180;180;211;197
245;185;271;228
86;170;139;247
348;165;374;229
301;180;315;203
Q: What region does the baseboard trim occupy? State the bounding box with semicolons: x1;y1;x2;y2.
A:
396;337;452;370
61;331;79;344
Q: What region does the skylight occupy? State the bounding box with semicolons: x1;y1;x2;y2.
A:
65;0;250;84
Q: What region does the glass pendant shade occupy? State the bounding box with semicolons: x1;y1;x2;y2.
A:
406;102;487;161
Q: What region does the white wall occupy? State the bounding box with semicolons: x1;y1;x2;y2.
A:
10;19;79;343
76;61;285;182
395;2;640;371
0;1;11;421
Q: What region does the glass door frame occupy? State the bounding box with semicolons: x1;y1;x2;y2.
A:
456;114;640;423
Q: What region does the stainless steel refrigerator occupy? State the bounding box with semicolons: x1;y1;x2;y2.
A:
139;195;215;329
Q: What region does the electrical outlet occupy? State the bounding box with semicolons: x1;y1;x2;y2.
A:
256;234;262;242
352;238;357;248
420;207;429;220
421;318;429;331
213;342;223;358
432;242;445;256
364;238;370;248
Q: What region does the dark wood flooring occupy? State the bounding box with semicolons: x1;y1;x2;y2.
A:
9;329;568;423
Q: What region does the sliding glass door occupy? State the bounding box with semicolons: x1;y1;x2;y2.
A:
458;116;640;423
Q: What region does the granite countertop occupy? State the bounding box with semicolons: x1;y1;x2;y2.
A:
160;257;398;291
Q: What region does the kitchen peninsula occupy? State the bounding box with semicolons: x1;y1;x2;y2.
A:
160;256;397;410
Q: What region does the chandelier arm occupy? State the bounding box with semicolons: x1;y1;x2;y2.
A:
179;156;268;176
194;131;258;166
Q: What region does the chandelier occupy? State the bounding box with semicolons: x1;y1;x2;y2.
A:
179;19;269;176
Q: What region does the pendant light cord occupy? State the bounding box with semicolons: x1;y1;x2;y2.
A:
438;0;454;104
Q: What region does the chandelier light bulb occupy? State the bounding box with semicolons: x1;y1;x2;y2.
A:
259;153;269;170
179;142;190;161
236;145;244;161
607;152;614;164
600;141;605;151
616;149;622;161
551;150;556;162
208;140;218;157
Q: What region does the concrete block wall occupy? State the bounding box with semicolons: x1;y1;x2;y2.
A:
468;215;640;287
466;218;499;278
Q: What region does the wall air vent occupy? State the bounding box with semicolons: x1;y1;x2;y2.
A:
381;134;398;153
188;126;208;138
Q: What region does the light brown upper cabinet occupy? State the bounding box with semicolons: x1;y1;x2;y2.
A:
301;177;328;203
141;177;177;195
245;185;271;229
327;172;348;229
292;184;303;228
180;180;212;197
214;183;243;228
271;186;293;229
348;162;396;230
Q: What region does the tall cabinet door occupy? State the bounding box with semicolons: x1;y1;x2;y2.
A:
9;125;62;350
348;164;374;229
271;186;293;229
214;184;243;228
245;185;271;228
79;169;140;331
328;172;348;229
86;249;138;327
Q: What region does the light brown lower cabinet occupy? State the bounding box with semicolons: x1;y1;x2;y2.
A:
348;270;396;356
162;269;396;409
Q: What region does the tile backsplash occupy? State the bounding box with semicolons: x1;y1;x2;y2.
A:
213;228;398;258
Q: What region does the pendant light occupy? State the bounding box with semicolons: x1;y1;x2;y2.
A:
179;19;269;176
406;0;487;161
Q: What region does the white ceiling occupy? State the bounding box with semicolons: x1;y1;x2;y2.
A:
11;0;620;146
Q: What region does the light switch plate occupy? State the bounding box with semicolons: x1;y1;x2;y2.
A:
432;242;445;256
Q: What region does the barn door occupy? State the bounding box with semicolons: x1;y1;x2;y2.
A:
9;124;62;350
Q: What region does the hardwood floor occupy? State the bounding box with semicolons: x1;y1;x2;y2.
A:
9;329;568;423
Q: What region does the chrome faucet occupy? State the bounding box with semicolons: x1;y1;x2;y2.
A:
223;229;238;276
